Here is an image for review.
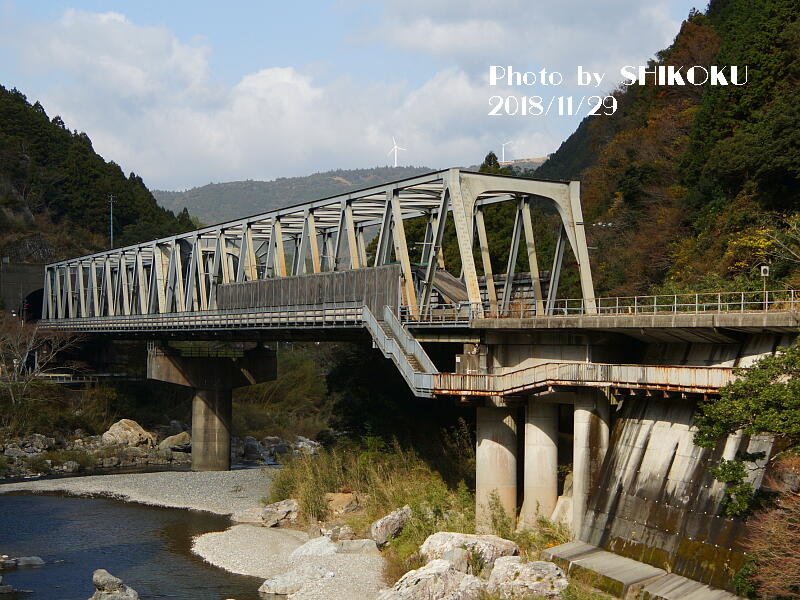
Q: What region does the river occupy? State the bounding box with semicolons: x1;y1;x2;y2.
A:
0;493;263;599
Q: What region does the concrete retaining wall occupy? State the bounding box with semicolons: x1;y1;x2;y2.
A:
582;396;772;590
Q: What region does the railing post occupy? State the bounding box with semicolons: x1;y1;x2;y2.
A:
741;292;744;312
634;296;638;314
717;293;721;312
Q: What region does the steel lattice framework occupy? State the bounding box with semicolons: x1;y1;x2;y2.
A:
42;169;597;322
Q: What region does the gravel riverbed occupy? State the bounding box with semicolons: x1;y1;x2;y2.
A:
0;469;388;599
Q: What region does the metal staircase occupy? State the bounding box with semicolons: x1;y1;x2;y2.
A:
362;306;436;397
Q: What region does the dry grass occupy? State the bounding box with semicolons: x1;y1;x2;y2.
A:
268;437;474;582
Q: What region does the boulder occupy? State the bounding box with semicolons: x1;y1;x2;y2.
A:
258;564;334;595
289;536;339;558
337;539;380;555
16;556;45;566
243;436;262;460
370;505;412;546
261;499;299;527
329;524;356;541
101;420;155;448
158;431;191;452
89;569;139;600
62;460;80;473
294;436;320;455
420;532;518;570
486;556;568;598
25;434;56;452
378;559;484;600
326;492;360;515
442;547;470;573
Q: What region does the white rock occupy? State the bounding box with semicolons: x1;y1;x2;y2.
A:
101;420;155;448
158;431;190;452
487;556;568;598
370;505;412;546
261;498;299;527
89;568;139;599
289;536;339;558
257;564;334;595
16;556;45;566
420;532;518;569
378;559;484;600
337;539;380;555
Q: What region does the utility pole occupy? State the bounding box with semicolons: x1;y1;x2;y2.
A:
109;194;114;249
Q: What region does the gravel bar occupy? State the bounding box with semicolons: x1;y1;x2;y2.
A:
0;468;271;515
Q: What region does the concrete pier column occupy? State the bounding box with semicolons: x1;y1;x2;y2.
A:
519;401;558;528
147;343;276;472
476;405;517;533
191;388;233;471
572;389;610;540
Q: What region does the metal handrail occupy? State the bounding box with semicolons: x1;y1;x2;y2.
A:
401;289;799;323
433;361;737;396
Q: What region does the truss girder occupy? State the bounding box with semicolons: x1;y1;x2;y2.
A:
42;169;596;321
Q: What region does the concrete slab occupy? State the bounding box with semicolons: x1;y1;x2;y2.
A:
642;573;742;600
541;543;744;600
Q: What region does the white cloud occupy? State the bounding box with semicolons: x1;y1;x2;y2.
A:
4;4;690;190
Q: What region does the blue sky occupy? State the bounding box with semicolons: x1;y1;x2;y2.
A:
0;1;702;190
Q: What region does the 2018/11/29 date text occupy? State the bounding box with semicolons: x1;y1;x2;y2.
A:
488;95;617;116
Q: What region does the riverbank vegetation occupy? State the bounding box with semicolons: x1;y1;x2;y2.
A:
694;338;800;597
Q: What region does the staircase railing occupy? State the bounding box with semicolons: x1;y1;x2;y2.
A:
362;306;435;397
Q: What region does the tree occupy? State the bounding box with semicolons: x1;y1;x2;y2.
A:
0;316;80;408
478;152;513;175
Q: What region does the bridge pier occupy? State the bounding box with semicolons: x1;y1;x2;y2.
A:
147;343;276;471
519;400;559;528
572;389;610;539
475;404;517;533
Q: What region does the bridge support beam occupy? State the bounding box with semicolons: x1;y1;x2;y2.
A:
572;389;610;539
475;405;517;533
519;401;558;528
147;343;277;472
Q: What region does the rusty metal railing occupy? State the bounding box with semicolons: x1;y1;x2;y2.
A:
433;362;737;396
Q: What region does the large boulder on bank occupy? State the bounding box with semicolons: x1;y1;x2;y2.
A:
89;569;139;600
102;420;155;448
158;431;190;452
370;505;412;546
487;556;568;598
420;532;518;570
258;564;334;595
378;559;484;600
289;536;339;558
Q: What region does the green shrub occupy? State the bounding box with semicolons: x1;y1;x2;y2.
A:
0;455;10;477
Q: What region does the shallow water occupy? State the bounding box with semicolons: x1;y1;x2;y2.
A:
0;493;263;600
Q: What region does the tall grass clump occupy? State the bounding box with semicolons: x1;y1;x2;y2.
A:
269;437;475;579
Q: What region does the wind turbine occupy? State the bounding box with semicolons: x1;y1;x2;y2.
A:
388;137;406;167
501;141;513;162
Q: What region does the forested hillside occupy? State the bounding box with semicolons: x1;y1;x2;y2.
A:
0;86;195;263
537;0;800;295
154;166;433;224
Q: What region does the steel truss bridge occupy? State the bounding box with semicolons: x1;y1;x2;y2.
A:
39;169;798;398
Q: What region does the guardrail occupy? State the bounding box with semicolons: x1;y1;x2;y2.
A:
40;301;364;332
401;289;799;323
434;362;736;396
